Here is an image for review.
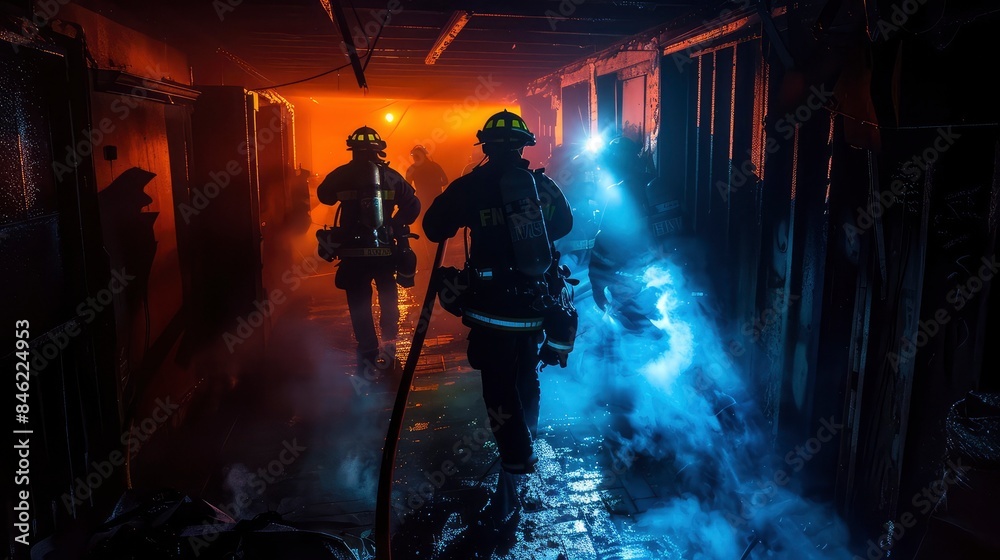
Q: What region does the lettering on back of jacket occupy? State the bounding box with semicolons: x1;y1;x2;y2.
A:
479;205;557;227
511;221;546;241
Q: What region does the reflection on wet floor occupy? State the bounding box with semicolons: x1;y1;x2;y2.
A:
339;274;696;559
128;264;725;559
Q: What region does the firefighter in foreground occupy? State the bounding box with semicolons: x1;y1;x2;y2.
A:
316;127;420;380
423;110;576;525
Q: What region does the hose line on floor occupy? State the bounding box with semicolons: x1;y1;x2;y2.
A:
374;240;449;560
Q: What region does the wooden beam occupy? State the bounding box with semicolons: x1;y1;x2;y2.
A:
425;10;473;65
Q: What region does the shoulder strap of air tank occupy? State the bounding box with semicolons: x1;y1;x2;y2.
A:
376;161;393;198
530;167;551;184
530;168;557;197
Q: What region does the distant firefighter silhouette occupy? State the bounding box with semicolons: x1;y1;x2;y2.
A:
405;145;449;279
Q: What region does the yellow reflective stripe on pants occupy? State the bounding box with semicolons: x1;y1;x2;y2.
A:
339;247;393;257
336;190;395;200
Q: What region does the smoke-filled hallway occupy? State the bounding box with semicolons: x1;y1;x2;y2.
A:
84;232;852;559
5;1;1000;559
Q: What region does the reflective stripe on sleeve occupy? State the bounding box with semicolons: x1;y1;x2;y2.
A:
464;309;543;331
544;339;574;351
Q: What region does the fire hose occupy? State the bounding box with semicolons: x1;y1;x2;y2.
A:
374;240;449;559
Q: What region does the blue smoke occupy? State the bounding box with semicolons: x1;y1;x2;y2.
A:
542;256;853;558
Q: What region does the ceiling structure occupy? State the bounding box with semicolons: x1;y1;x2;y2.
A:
84;0;715;99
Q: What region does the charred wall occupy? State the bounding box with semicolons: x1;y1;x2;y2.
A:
2;2;300;544
524;0;999;554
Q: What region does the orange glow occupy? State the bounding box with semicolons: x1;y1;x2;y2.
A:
292;95;520;184
385;112;394;123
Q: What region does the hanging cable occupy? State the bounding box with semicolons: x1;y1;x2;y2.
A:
251;62;352;91
252;1;390;91
363;11;390;71
347;0;367;48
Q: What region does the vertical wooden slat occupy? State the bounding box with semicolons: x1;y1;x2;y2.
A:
750;47;769;182
708;50;717;230
725;47;737;257
693;55;703;232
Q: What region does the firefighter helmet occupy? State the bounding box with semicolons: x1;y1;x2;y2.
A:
475;110;536;147
410;144;428;157
347;126;388;152
604;136;641;169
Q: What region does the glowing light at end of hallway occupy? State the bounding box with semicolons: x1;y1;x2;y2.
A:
585;134;604;153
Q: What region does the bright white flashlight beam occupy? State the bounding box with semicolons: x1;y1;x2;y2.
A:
585;135;604;153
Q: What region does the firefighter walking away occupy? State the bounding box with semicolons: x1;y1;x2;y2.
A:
423;110;577;529
316;126;420;383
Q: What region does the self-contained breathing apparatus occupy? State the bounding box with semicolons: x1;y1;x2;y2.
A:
436;166;579;367
316;159;419;286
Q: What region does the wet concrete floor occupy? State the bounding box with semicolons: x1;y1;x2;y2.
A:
123;250;701;559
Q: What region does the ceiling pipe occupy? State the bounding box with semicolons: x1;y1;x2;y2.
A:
425;10;474;65
321;0;368;88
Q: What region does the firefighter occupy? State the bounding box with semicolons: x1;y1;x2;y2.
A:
423;110;574;522
405;145;449;195
316;126;420;380
589;136;658;330
586;135;659;454
404;145;449;282
547;144;601;297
